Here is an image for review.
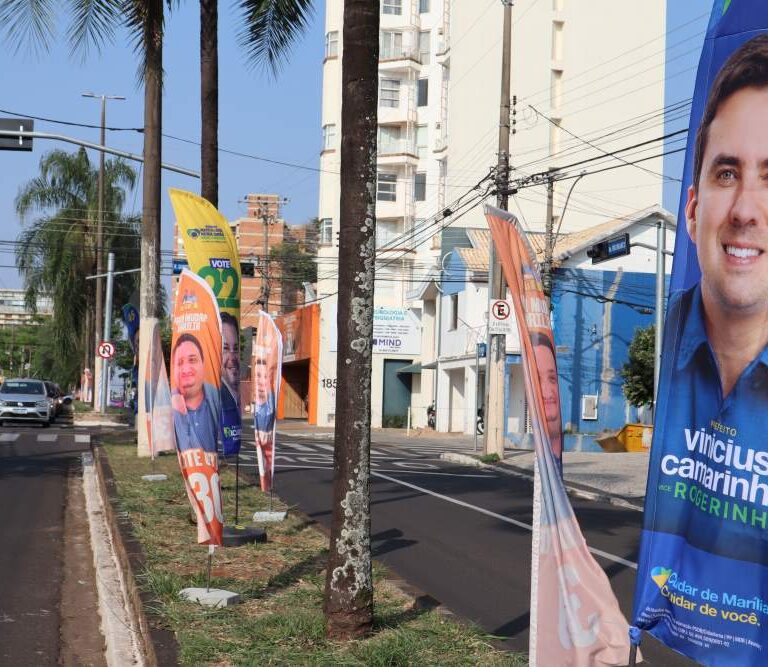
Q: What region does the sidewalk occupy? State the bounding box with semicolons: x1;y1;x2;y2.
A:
275;420;649;510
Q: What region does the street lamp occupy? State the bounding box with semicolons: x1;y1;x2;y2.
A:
82;92;126;412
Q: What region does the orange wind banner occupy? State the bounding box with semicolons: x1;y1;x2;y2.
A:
252;310;283;492
171;270;224;545
485;205;634;666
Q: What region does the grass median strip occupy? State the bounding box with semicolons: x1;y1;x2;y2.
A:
102;438;527;666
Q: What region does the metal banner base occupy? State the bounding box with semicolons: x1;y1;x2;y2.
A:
221;524;267;547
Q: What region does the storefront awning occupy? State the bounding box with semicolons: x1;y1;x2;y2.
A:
420;360;437;370
396;363;423;375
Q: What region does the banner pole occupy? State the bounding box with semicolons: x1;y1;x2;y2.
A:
206;545;214;592
234;454;240;524
628;644;638;667
269;486;274;513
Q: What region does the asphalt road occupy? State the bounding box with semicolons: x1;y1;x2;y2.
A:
237;430;696;666
0;421;92;666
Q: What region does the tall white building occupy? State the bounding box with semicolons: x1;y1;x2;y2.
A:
313;0;667;429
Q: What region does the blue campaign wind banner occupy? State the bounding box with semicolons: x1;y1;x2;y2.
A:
633;2;768;665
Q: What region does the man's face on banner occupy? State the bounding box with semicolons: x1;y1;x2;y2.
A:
175;340;205;404
687;86;768;316
222;322;240;389
254;359;271;405
534;343;561;441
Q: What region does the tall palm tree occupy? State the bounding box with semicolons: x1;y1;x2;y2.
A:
322;0;379;639
196;0;314;207
15;148;140;388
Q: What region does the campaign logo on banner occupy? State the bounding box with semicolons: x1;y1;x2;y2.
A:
485;205;634;667
171;270;224;545
144;319;175;458
252;311;283;493
169;188;242;456
632;5;768;666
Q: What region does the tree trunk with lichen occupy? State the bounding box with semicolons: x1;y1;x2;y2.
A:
323;0;379;640
137;0;163;457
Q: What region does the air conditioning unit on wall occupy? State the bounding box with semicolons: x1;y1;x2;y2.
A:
581;394;598;421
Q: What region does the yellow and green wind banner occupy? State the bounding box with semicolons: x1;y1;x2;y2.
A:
169;188;242;455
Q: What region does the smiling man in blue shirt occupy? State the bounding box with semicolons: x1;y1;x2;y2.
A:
649;33;768;562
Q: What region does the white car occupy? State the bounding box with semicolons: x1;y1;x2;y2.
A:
0;379;53;426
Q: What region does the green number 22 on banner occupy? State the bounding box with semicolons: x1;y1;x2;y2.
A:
199;266;239;310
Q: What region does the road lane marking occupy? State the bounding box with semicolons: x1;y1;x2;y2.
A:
242;462;491;478
75;434;91;444
37;434;57;442
371;471;638;570
282;442;315;452
0;433;20;442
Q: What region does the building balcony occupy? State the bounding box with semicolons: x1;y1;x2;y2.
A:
379;46;422;73
435;35;450;63
378;101;416;125
433;134;448;154
377;139;418;166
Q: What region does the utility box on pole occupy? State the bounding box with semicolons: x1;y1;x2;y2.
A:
0;118;33;151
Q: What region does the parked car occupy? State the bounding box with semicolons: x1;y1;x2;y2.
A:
0;379;54;426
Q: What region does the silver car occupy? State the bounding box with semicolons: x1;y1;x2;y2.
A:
0;379;53;426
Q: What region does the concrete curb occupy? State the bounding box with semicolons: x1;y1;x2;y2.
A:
276;430;334;441
440;452;644;513
93;445;180;666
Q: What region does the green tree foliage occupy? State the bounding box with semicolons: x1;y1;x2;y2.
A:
270;241;317;294
621;324;655;407
14;148;140;388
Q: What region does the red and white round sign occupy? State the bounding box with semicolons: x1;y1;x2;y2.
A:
97;341;116;360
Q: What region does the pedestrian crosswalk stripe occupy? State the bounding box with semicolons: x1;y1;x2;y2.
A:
0;433;19;442
37;434;57;442
75;434;91;444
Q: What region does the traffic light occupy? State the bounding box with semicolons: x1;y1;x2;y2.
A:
586;233;630;265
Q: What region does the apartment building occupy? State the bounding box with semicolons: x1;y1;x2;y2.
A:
314;0;667;429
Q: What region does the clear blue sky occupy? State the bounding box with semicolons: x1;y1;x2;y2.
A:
663;0;712;213
0;0;324;292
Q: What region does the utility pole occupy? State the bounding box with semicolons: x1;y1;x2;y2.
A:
100;252;115;411
484;0;513;458
543;172;555;296
82;92;125;411
654;219;666;405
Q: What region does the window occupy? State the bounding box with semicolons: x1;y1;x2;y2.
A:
417;78;429;107
376;219;400;247
378;125;402;153
449;293;458;330
377;173;397;202
382;0;402;15
319;218;333;245
381;31;403;59
325;30;338;58
380;78;401;108
416;124;428;158
322;123;336;151
414;172;426;201
419;0;430;12
418;31;431;65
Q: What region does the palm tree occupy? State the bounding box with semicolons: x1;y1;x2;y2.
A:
197;0;314;207
0;0;169;409
322;0;379;639
15;148;140;390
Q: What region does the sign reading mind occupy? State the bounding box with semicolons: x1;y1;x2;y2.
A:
327;305;421;355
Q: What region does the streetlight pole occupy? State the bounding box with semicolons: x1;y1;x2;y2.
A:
82;92;125;411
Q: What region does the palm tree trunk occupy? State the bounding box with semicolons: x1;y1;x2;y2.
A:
141;0;163;323
323;0;379;640
200;0;218;207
